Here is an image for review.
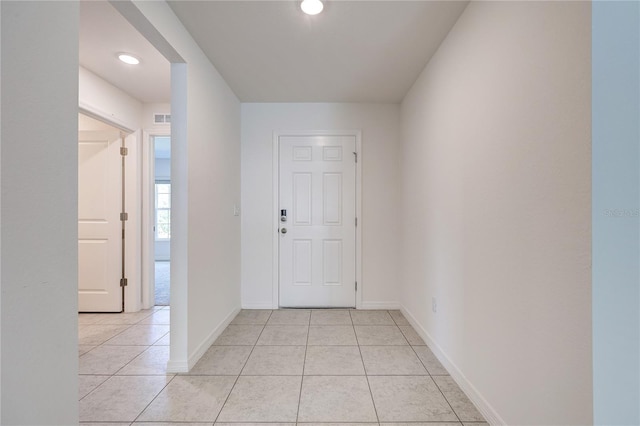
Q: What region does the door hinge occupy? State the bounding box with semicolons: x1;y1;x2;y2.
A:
120;147;128;156
120;278;128;287
353;151;358;163
120;212;128;221
355;281;358;291
355;217;358;227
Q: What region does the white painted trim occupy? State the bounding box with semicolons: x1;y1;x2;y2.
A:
272;133;280;309
360;301;400;310
166;359;189;373
124;131;142;313
79;102;135;134
354;131;362;310
183;306;240;372
142;131;169;310
400;304;505;425
242;302;275;310
272;130;362;310
141;130;172;310
141;130;153;310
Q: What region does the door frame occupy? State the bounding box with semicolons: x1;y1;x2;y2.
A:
78;109;142;313
272;130;363;310
141;130;171;309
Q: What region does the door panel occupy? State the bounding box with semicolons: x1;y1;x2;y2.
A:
293;239;312;285
78;130;122;312
322;239;342;285
279;135;356;307
323;173;342;225
293;173;312;225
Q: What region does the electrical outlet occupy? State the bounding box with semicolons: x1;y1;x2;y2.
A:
432;297;437;313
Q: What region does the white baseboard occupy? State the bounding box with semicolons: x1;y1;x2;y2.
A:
166;360;189;373
241;302;275;309
184;306;241;371
241;301;401;310
400;305;505;426
360;301;400;310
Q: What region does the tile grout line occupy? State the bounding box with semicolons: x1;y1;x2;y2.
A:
393;311;463;424
110;345;156;377
432;375;465;425
295;311;311;423
130;374;177;424
96;309;172;423
77;310;166;408
78;309;158;347
77;375;111;403
80;309;479;425
351;309;381;424
213;309;274;424
391;314;469;423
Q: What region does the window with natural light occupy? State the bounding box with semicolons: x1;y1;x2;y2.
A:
155;182;171;240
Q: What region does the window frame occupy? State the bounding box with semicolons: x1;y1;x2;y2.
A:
155;180;171;241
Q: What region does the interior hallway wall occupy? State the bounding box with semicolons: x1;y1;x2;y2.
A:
241;103;401;309
399;2;592;424
130;0;242;371
1;1;79;423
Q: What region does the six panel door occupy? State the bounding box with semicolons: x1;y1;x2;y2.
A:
279;135;356;307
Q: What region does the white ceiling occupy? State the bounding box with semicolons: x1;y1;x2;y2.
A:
80;1;171;103
168;1;468;103
80;1;468;104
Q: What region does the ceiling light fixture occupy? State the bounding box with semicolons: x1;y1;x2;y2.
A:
118;53;140;65
301;0;323;15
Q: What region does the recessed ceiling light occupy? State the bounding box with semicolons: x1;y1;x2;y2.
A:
118;53;140;65
301;0;323;15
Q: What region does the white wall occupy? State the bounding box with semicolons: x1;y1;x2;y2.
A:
79;66;143;132
1;1;79;423
129;1;242;371
399;2;591;425
241;103;400;309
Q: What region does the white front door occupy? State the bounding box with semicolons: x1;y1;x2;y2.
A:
78;130;123;312
278;135;357;307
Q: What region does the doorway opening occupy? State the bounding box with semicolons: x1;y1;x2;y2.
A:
153;136;171;306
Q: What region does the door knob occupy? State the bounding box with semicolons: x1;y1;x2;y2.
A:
281;228;287;234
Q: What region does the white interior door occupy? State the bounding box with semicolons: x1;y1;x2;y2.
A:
78;130;122;312
279;135;356;307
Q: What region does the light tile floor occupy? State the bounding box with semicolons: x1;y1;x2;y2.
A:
79;308;488;426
